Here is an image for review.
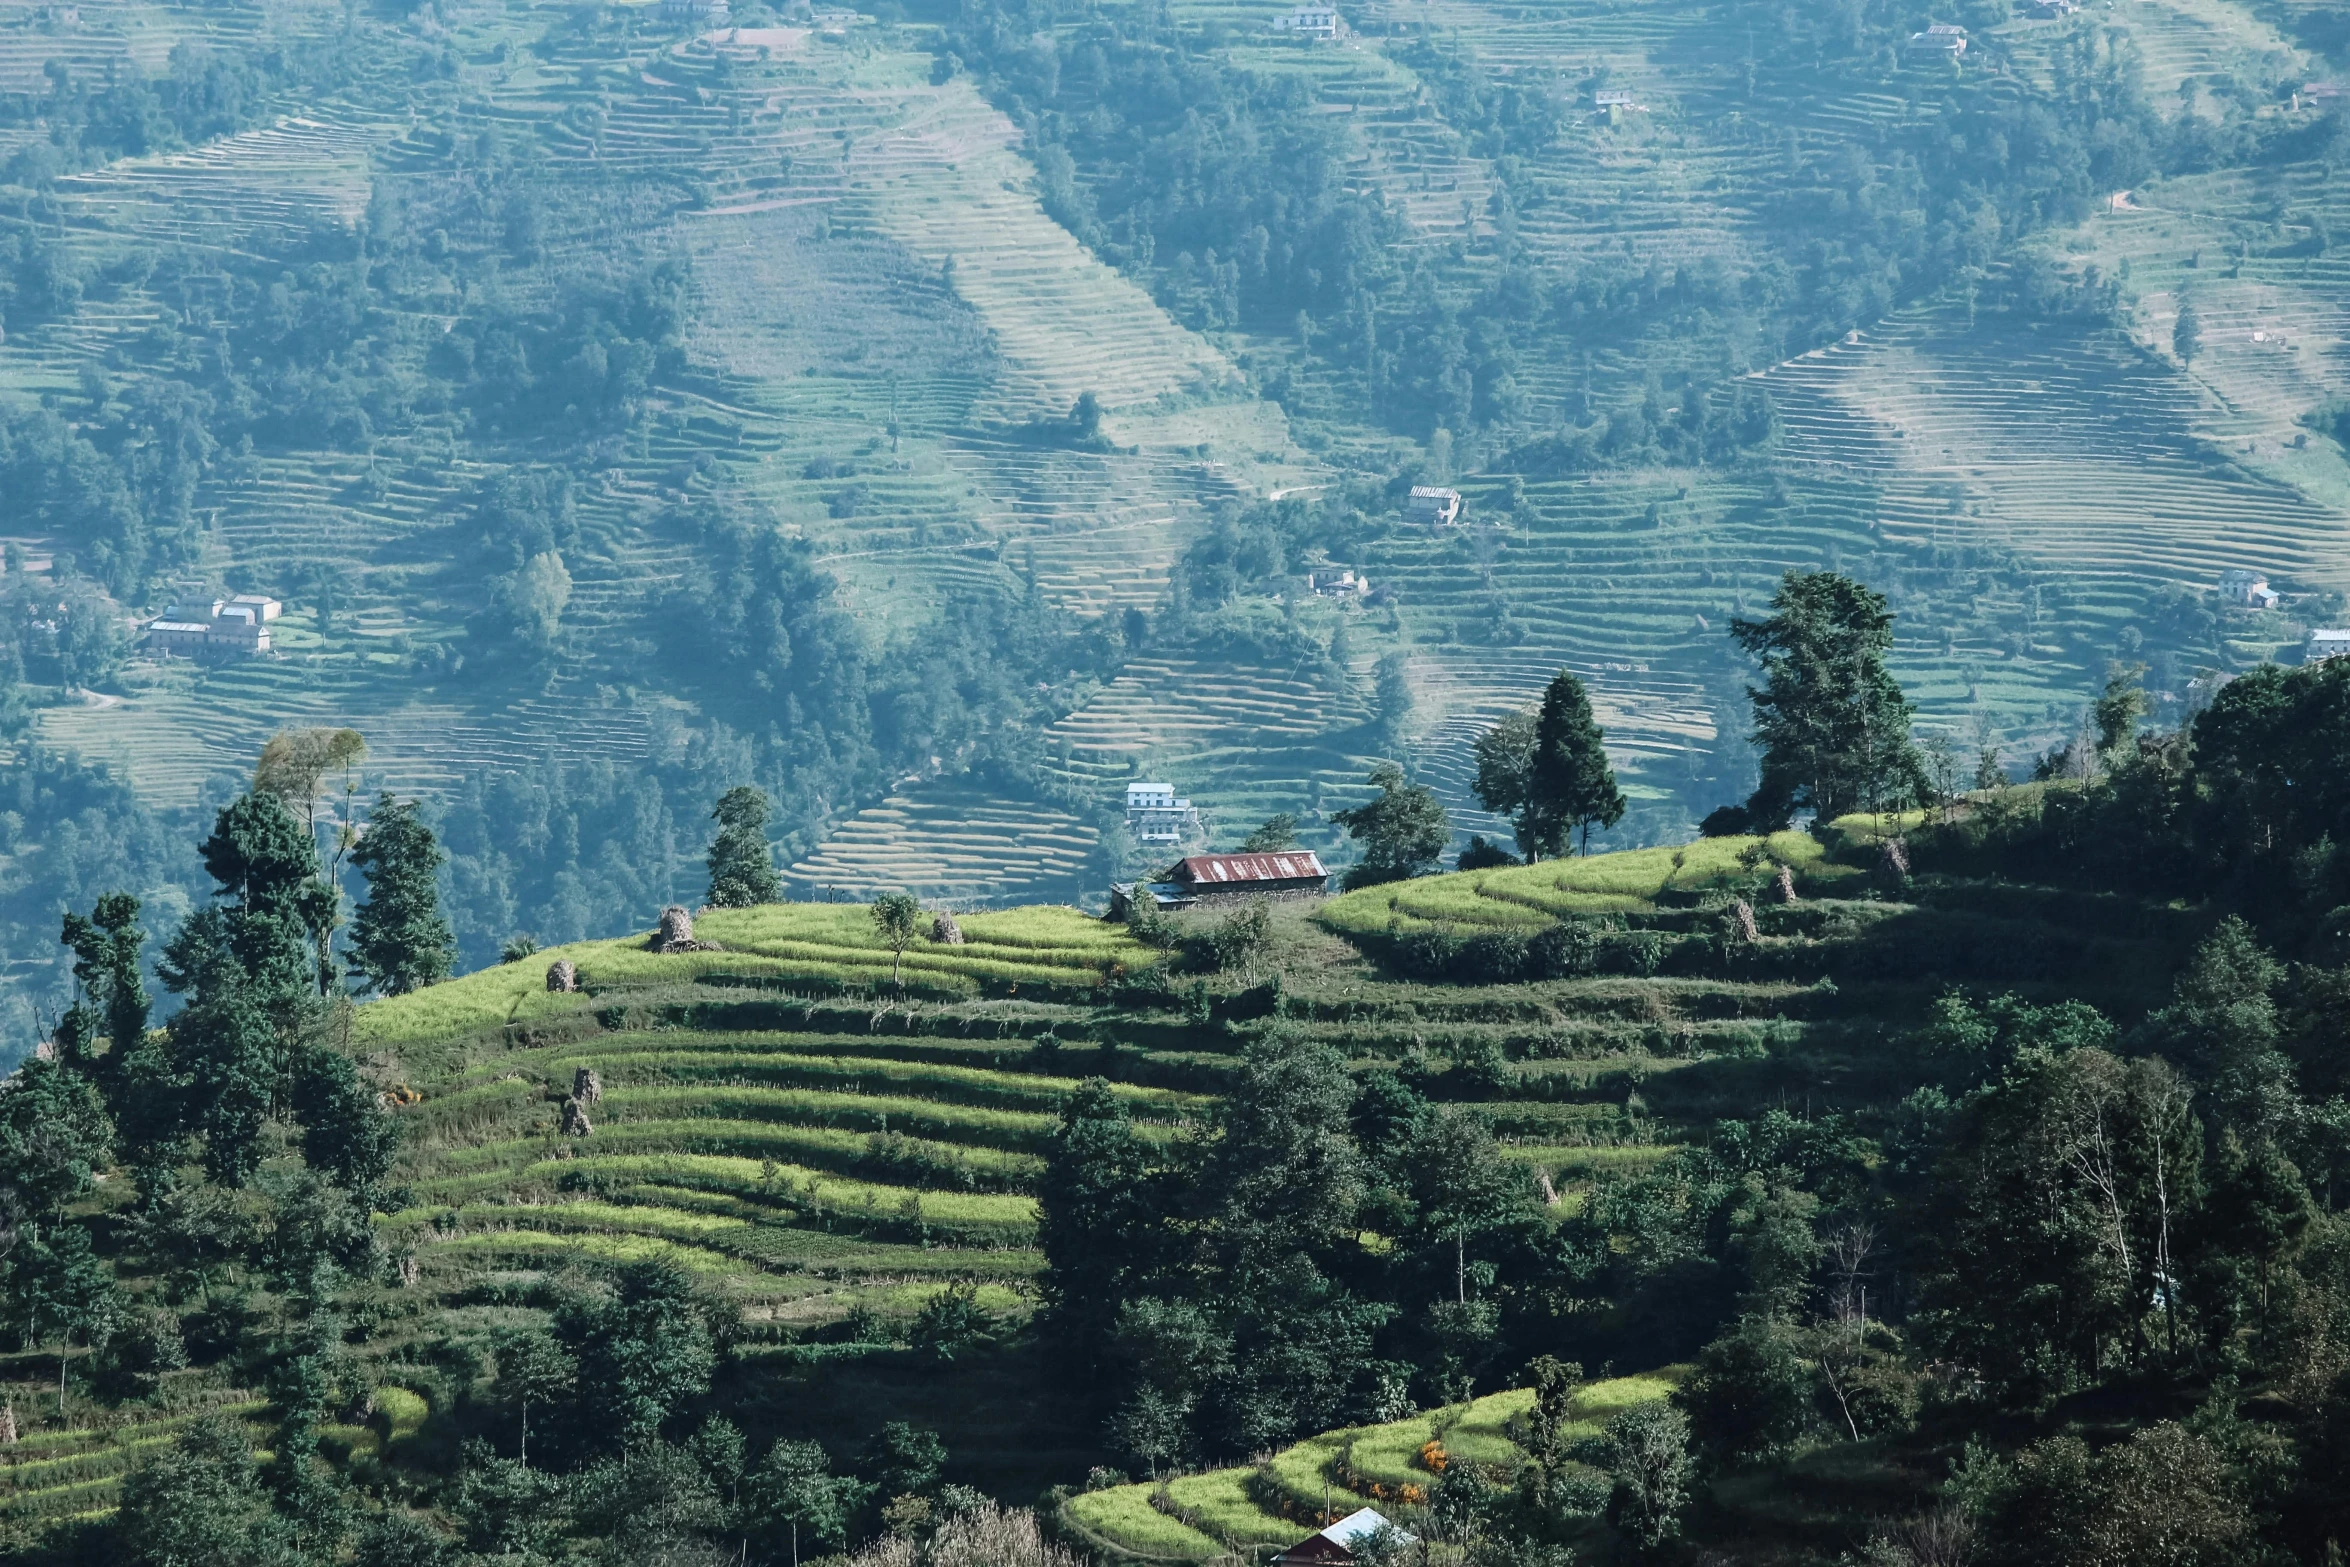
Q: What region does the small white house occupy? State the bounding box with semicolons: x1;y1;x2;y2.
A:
1273;6;1340;38
142;592;282;657
1310;568;1371;599
2306;629;2350;664
2220;569;2281;610
1906;24;1967;53
1406;486;1463;525
1124;781;1200;846
1595;88;1644;110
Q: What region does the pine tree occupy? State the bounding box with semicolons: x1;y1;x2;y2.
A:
348;795;455;996
1520;671;1628;857
59;893;148;1072
706;787;780;908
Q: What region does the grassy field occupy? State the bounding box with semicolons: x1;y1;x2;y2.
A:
1317;830;1858;934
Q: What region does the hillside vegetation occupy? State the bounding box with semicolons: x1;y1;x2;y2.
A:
3;0;2350;1036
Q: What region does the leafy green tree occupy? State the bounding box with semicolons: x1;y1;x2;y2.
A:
347;795;455;996
865;1420;949;1498
0;1054;115;1223
871;891;923;988
1730;571;1925;828
1332;763;1449;889
2173;299;2202;364
353;1511;457;1567
1037;1080;1163;1370
750;1439;861;1567
1520;670;1626;856
573;1441;727;1562
1514;1355;1584;1513
289;1043;398;1195
59;890;149;1075
114;1413;302;1567
1977;1423;2252;1567
556;1260;719;1454
1681;1315;1814;1465
1471;708;1537;829
707;785;781;907
908;1281;992;1364
1601;1402;1692;1557
199;791;331;1001
2092;662;2147;760
1917;1047;2202;1400
454;1441;570;1559
493;1327;576;1467
1238;812;1300;852
2136;917;2296;1139
152;911;286;1188
254;727;367;994
10;1221;120;1410
1373;651;1414;740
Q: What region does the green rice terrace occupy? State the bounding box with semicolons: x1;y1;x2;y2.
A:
0;805;2205;1531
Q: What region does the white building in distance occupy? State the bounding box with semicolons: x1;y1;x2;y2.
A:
1125;781;1200;845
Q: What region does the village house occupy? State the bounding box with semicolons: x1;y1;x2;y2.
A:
1167;850;1328;902
1274;1509;1412;1567
143;592;283;657
1906;23;1967;53
2221;569;2281;610
1595;88;1645;111
2029;0;2078;16
661;0;731;23
1272;5;1341;37
1124;781;1200;845
1309;568;1371;600
1406;485;1463;525
2306;629;2350;664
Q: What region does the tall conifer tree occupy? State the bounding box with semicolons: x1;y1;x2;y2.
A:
706;787;780;908
348;795;455;997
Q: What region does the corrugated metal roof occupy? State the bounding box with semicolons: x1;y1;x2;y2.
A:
1173;852;1327;885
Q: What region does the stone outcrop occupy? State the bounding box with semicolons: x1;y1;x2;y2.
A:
930;913;964;945
572;1066;603;1106
561;1097;594;1137
647;904;724;953
546;959;578;992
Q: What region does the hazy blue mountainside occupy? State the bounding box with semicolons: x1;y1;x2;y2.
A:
0;0;2349;1038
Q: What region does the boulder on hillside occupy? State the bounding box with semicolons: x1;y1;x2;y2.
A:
573;1066;603;1105
931;913;964;945
546;959;578;993
561;1096;594;1137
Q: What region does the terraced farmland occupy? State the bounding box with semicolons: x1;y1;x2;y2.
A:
1062;1371;1685;1562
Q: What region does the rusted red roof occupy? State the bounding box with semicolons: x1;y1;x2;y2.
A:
1172;852;1328;885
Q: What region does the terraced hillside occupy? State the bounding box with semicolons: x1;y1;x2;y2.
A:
14;0;2350;924
1063;1370;1686;1562
1;0;1311;817
316;797;2195;1514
